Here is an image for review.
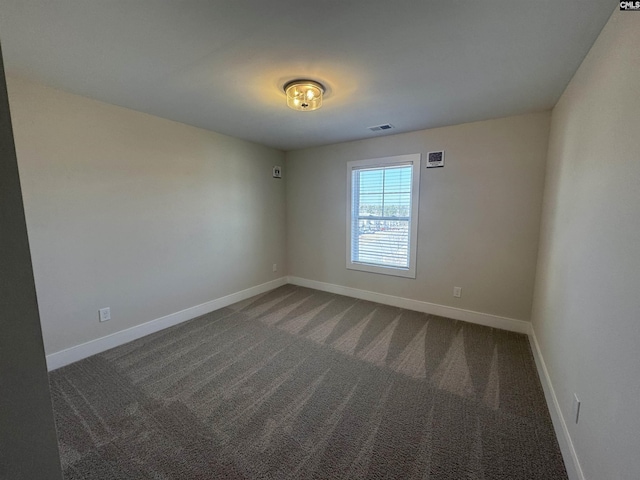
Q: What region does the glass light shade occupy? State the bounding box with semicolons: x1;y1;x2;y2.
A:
284;80;324;111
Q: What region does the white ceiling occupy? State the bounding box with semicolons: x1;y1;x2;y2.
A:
0;1;615;151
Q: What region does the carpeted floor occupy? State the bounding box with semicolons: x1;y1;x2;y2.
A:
49;285;567;479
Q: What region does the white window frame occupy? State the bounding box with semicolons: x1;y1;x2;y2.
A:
346;153;421;278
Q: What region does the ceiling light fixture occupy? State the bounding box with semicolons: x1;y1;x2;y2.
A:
284;80;325;111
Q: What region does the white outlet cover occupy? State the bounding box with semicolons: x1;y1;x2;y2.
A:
99;307;111;322
273;166;282;178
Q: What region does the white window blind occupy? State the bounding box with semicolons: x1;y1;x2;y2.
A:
347;154;420;278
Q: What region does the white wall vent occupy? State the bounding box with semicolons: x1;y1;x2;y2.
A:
368;123;394;132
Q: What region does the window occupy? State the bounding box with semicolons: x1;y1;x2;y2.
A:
346;154;420;278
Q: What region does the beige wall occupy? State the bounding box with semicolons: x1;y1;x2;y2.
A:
8;77;286;355
286;112;550;321
532;10;640;480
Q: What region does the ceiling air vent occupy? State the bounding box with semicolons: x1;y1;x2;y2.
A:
368;123;394;132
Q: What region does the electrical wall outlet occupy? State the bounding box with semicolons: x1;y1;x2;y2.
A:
272;263;278;272
98;307;111;322
273;166;282;178
453;286;462;298
573;393;581;424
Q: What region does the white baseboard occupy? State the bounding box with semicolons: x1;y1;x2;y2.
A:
287;276;531;334
46;277;288;371
529;328;584;480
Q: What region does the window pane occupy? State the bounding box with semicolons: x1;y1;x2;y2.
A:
359;193;382;216
355;219;409;268
351;164;413;269
358;169;384;194
382;192;411;217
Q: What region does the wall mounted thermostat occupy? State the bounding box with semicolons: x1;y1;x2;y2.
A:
426;151;445;168
273;166;282;178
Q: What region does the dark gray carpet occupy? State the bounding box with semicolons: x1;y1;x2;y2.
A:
49;285;567;479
